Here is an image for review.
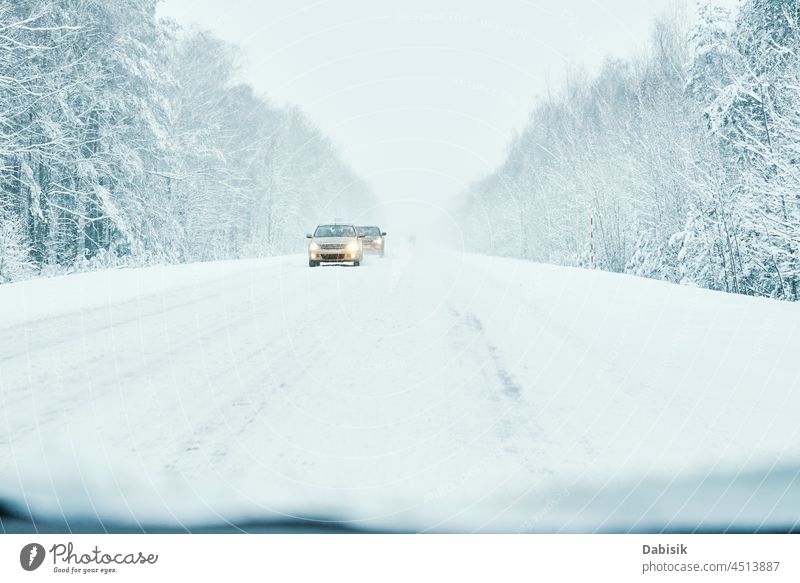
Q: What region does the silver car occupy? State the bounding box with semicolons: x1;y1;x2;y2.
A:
356;226;387;257
306;223;364;267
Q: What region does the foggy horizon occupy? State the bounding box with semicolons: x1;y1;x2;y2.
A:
157;0;737;213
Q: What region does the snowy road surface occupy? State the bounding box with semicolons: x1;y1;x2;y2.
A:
1;243;799;532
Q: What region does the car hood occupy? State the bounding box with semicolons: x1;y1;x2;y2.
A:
3;461;800;533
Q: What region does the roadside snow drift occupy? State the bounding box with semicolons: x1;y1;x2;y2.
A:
1;245;799;532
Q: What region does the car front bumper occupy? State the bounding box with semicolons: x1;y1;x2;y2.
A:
309;251;361;262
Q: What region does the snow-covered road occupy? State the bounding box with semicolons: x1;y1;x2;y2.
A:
1;243;799;532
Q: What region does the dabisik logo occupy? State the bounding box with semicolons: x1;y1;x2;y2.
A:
20;543;46;571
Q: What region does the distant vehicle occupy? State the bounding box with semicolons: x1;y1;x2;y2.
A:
356;226;387;257
306;223;363;267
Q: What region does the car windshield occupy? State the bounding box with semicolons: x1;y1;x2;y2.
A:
314;225;356;238
357;226;381;236
2;0;799;540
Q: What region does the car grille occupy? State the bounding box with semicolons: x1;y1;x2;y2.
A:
321;244;346;250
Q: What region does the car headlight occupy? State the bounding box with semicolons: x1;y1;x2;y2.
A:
346;241;359;253
375;238;383;246
309;242;320;251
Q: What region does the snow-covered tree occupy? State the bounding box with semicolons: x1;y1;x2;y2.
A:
0;213;32;282
457;1;800;301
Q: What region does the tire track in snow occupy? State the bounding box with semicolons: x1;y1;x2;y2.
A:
447;305;534;459
0;266;309;451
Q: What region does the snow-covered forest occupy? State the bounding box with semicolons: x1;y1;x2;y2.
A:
0;1;371;283
458;0;800;301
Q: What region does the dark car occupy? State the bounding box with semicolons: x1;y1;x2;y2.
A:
356;226;387;257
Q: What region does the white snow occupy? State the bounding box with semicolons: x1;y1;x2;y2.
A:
1;244;799;532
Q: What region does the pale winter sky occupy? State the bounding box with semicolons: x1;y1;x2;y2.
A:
157;0;737;221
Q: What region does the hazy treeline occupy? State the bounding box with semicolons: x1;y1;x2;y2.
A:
458;0;800;300
0;0;370;282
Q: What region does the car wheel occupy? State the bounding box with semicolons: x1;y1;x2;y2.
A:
309;260;318;267
353;260;360;267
